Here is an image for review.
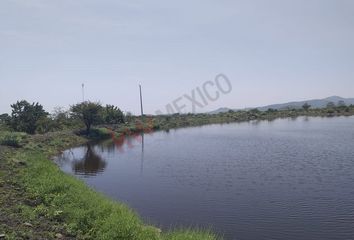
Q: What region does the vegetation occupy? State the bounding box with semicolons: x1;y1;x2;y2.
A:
0;113;10;124
71;101;103;133
8;100;48;134
144;104;354;131
3;99;353;137
326;101;336;108
70;102;125;133
0;131;27;148
302;102;311;111
102;104;125;124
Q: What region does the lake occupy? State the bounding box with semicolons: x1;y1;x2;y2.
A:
55;116;354;240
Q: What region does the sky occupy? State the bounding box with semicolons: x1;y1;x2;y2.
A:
1;0;354;115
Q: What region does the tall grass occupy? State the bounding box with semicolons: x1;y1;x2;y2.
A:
0;131;27;147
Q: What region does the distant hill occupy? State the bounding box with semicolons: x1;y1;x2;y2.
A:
208;107;232;114
209;96;354;114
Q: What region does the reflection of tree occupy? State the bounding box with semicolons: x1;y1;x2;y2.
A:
99;140;116;154
250;120;261;125
73;144;107;176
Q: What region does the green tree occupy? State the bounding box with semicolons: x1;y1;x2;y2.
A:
36;116;56;134
266;108;277;113
102;105;125;124
0;113;10;124
9;100;48;134
71;101;103;132
337;100;346;107
51;107;76;130
326;102;336;108
302;102;311;111
0;113;10;131
250;108;260;114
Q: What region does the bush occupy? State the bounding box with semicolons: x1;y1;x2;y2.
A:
88;128;112;139
36;117;57;134
0;132;27;147
0;123;10;132
75;128;112;140
102;105;125;124
71;101;103;132
9;100;49;134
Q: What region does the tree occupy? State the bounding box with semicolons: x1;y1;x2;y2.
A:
337;100;346;107
0;113;10;124
302;102;311;111
71;101;103;132
326;102;336;108
36;116;56;134
51;107;73;130
266;108;277;113
249;108;260;114
102;105;124;124
52;107;69;121
9;100;48;134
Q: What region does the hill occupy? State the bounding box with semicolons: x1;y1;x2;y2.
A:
209;96;354;114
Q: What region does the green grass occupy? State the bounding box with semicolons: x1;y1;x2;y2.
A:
0;131;27;147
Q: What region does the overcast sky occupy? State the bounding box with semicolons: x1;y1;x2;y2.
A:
1;0;354;114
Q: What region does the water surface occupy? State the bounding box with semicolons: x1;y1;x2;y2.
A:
56;116;354;240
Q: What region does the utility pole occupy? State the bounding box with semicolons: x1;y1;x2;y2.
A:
139;84;145;175
139;84;144;117
82;83;85;102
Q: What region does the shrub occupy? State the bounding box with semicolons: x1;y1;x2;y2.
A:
9;100;49;134
36;116;57;134
0;132;27;147
102;105;125;124
71;101;103;132
75;128;112;140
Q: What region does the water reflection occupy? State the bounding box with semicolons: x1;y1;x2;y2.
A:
106;131;147;175
140;132;145;176
109;132;145;153
56;132;147;177
73;144;107;176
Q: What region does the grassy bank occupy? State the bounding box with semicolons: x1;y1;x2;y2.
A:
0;131;220;240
